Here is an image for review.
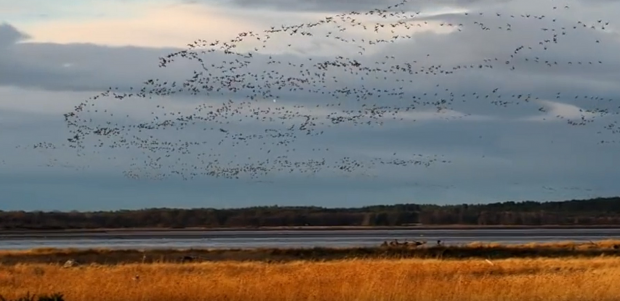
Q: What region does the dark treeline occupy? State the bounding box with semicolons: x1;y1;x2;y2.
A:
1;197;620;230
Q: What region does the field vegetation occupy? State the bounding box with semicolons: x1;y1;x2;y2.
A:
1;257;620;301
1;240;619;300
0;293;64;301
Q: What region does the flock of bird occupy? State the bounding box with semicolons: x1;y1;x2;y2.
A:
17;0;619;187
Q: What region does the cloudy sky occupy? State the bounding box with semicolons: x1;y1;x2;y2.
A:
1;0;619;211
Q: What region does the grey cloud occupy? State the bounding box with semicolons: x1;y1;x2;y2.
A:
221;0;509;13
219;0;618;14
2;4;618;110
0;23;29;47
2;0;620;210
0;42;181;91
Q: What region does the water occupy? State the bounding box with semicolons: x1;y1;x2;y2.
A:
1;229;618;250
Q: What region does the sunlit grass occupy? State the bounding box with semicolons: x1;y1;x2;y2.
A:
1;257;620;301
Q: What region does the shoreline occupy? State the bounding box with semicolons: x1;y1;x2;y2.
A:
1;240;619;265
3;224;620;235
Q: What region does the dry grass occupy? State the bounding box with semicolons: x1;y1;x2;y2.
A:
2;257;620;301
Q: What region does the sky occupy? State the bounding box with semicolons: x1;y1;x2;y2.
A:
1;0;619;211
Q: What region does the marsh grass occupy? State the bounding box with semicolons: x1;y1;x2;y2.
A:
1;258;620;301
0;241;619;300
0;240;618;265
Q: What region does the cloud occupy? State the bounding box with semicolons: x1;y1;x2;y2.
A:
12;2;319;49
0;23;30;47
1;0;620;210
518;99;599;122
222;0;505;13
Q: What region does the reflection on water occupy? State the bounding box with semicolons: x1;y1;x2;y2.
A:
1;229;618;250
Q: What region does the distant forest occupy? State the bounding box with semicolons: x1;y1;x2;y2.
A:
1;197;620;230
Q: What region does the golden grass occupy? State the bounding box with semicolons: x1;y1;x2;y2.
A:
2;257;620;301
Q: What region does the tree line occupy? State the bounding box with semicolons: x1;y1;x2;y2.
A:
1;197;619;230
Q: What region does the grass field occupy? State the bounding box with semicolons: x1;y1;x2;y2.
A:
2;257;620;301
1;240;620;301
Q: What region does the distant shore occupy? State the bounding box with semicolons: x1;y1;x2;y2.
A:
3;224;620;235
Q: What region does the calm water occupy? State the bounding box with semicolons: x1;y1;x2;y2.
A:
1;229;619;250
